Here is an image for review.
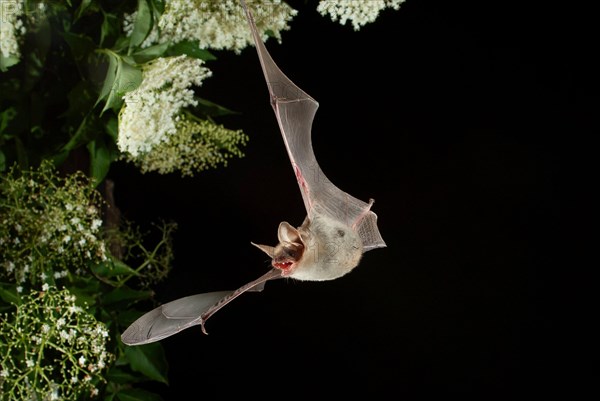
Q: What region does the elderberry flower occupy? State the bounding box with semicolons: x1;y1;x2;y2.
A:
317;0;406;30
0;0;47;70
0;0;25;60
0;162;108;286
124;0;297;53
0;287;113;400
126;117;248;177
117;55;212;157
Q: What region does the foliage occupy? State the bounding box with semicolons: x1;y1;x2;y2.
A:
0;287;112;400
0;161;175;400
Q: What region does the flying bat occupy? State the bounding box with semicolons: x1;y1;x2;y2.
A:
121;0;386;345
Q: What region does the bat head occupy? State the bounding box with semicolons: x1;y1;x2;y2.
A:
252;221;305;276
252;215;363;281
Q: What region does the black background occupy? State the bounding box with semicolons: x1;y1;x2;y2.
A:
109;0;595;399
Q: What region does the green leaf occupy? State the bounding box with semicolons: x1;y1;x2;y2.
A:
75;0;93;20
87;137;118;185
117;388;163;401
97;51;143;114
0;283;21;305
124;343;169;384
0;53;20;72
150;0;165;15
0;149;5;171
62;31;96;60
106;366;144;384
117;309;146;327
0;107;16;135
166;40;216;61
193;97;239;117
101;12;120;47
129;0;153;52
105;116;119;141
102;286;153;306
96;52;118;107
92;259;140;278
68;278;100;307
132;42;170;63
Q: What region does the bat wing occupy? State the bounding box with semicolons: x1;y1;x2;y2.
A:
241;1;385;251
121;268;282;345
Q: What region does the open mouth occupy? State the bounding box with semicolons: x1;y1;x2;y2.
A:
273;260;293;271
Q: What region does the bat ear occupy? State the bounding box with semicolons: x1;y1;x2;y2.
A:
277;222;303;245
251;242;275;257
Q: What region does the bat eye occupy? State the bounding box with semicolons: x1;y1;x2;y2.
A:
337;229;345;237
284;248;299;260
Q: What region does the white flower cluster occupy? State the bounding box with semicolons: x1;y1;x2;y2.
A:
317;0;406;30
0;162;108;287
0;0;26;59
125;0;297;53
118;55;212;157
0;287;112;400
127;117;248;177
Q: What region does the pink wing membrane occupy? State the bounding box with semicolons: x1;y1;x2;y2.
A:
242;1;385;250
121;269;282;345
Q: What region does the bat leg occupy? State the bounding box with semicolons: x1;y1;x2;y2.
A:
352;198;375;230
201;320;209;335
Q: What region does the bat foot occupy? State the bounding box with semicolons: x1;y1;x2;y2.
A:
201;321;209;335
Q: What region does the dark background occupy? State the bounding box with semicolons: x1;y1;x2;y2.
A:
109;0;595;399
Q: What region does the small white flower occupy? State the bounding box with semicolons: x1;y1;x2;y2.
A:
42;283;50;291
42;324;50;333
78;356;86;367
0;0;26;61
56;318;65;328
6;261;15;273
71;375;79;383
40;272;47;280
16;286;23;293
118;55;212;157
0;368;8;377
68;305;82;314
91;219;103;230
145;0;297;53
78;238;86;247
70;217;80;225
26;359;35;368
317;0;406;30
63;235;71;243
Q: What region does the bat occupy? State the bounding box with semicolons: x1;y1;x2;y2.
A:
121;0;386;345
